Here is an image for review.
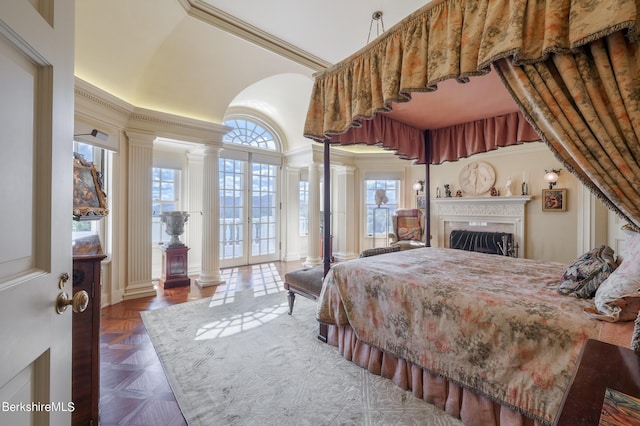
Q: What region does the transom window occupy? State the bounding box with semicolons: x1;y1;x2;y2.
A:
223;118;278;151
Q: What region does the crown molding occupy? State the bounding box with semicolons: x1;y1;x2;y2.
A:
75;78;230;144
176;0;331;72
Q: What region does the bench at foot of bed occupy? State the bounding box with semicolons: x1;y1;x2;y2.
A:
283;265;326;341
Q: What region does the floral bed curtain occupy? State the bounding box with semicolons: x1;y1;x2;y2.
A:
495;32;640;229
304;0;640;228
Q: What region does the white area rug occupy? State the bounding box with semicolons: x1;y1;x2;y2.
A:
142;288;463;426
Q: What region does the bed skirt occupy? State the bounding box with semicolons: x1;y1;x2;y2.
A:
326;324;546;426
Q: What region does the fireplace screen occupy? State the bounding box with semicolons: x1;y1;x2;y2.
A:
449;230;514;256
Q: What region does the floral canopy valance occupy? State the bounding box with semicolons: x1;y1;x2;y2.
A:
304;0;640;230
304;0;639;141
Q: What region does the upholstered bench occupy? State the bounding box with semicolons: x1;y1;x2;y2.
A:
359;245;401;257
283;266;325;316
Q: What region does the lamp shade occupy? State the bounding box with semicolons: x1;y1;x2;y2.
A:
412;181;423;191
544;171;559;184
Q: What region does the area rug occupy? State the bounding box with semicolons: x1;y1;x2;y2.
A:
142;288;462;426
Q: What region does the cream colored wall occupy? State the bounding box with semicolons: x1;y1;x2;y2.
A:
409;142;593;264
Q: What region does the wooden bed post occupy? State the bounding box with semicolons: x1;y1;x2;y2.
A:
323;140;332;276
424;130;431;247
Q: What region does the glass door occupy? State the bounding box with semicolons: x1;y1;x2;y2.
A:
249;162;278;264
219;158;279;268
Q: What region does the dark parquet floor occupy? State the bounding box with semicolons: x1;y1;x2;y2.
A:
98;261;304;426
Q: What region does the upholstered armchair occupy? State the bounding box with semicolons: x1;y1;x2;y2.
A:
389;208;426;250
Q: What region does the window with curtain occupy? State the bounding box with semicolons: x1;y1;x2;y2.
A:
299;180;309;236
152;167;181;244
364;179;398;237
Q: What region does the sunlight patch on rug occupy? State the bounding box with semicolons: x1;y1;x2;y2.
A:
195;302;289;340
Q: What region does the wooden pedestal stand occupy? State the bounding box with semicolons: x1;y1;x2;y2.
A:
159;245;190;288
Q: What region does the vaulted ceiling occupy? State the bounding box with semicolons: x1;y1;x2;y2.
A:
75;0;519;150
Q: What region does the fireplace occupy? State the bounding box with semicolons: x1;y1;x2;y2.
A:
432;196;532;258
449;230;515;256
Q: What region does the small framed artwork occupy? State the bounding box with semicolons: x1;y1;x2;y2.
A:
73;153;108;220
417;195;426;209
542;188;567;212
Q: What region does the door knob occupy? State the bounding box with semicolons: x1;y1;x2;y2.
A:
56;290;89;314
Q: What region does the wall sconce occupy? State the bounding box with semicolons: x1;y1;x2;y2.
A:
544;169;561;189
74;129;109;141
412;180;424;195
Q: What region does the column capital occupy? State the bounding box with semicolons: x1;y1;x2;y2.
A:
189;144;224;158
335;165;356;175
124;130;155;147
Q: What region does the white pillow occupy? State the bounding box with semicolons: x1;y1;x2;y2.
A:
587;232;640;322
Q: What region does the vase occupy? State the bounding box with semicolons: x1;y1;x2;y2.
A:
160;211;190;247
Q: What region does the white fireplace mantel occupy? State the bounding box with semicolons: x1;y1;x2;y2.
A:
432;196;533;257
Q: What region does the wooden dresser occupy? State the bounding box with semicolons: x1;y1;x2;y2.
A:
72;254;106;426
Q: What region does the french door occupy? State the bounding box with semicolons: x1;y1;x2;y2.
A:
220;156;280;268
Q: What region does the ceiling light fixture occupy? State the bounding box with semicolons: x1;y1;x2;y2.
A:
74;129;109;141
367;11;385;44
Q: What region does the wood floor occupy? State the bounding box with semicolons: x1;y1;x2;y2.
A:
98;261;303;426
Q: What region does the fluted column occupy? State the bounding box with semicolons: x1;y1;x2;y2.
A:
197;144;225;287
123;131;156;299
334;166;358;260
186;151;204;274
304;162;322;266
284;166;301;261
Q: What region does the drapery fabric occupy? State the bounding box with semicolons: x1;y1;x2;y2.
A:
430;111;539;164
303;0;640;227
304;0;639;141
326;111;538;164
494;32;640;229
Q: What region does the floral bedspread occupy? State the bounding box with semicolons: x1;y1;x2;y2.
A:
317;247;605;424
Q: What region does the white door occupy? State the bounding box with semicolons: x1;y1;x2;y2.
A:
220;158;280;268
0;2;75;425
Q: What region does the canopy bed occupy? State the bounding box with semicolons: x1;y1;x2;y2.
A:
302;0;640;424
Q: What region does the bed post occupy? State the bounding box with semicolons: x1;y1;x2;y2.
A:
323;140;332;276
424;130;431;247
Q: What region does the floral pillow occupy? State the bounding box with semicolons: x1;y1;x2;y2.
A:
585;233;640;322
558;245;617;298
397;216;421;241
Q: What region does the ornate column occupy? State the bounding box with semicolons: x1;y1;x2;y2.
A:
123;130;156;299
196;144;225;287
304;162;322;266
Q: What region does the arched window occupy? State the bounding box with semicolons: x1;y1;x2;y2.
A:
220;116;282;267
223;118;280;151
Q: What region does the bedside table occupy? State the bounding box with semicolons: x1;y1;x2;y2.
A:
554;339;640;425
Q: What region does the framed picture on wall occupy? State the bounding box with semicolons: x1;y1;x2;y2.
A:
417;195;426;209
73;153;108;220
542;188;567;212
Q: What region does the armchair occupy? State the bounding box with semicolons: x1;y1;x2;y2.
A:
389;208;426;250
